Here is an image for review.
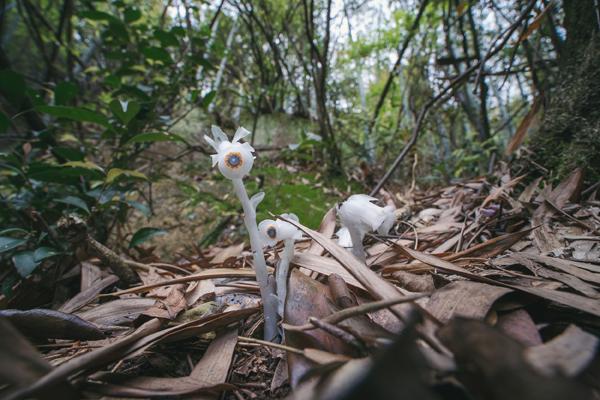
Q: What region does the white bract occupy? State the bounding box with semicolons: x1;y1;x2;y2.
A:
337;194;395;260
336;226;353;248
258;213;303;323
204;125;255;179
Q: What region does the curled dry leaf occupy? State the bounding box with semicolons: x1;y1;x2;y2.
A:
426;281;512;324
0;309;105;340
0;318;77;399
525;324;599;377
438;318;591;400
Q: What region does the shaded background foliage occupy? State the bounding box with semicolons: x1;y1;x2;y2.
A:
0;0;598;298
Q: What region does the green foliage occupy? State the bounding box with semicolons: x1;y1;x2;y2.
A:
0;0;217;282
129;227;167;248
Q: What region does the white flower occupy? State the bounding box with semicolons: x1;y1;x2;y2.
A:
337;194;395;258
258;213;303;247
338;194;395;237
204;125;255;179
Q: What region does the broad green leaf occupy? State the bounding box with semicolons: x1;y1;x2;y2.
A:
55;196;90;214
129;227;167;248
124;7;142;23
126;200;151;217
34;247;59;262
37;105;110;127
0;111;9;134
79;10;117;22
142;47;172;64
0;228;29;236
106;168;148;183
154;29;179;47
54;81;78;105
0;236;27;253
0;69;26;107
109;99;140;124
28;162;103;183
62;161;105;173
52;146;85;161
13;251;37;277
126;132;184;145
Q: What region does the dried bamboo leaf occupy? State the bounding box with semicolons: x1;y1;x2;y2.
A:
525;325;599;377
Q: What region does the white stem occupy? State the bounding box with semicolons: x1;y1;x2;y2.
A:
348;226;366;262
276;239;294;319
232;178;278;341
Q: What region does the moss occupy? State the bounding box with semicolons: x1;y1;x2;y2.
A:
529;37;600;183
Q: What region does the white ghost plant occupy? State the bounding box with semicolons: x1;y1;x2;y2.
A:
258;213;302;321
204;125;278;341
337;194;396;260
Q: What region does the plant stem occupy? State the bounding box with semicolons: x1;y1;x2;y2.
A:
276;239;294;319
347;226;366;261
231;178;278;341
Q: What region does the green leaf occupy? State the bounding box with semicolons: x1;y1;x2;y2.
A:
34;247;59;262
27;162;103;183
126;132;184;145
0;111;9;134
200;90;216;108
126;200;151;217
109;99;140;124
142;46;172;64
0;69;26;107
52;146;85;161
54;81;78;105
79;10;117;22
12;251;37;277
124;7;142;23
106;168;148;183
0;236;27;253
154;29;179;47
0;228;29;236
55;196;90;214
36;105;110;127
62;161;105;173
129;227;167;248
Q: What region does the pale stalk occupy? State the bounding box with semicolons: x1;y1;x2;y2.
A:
276;239;294;319
348;226;366;262
231;178;278;341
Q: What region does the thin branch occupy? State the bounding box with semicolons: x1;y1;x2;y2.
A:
370;0;537;196
365;0;429;141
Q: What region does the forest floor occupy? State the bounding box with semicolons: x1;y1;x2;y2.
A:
2;161;600;400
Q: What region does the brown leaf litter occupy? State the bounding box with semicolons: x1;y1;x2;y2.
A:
1;167;600;399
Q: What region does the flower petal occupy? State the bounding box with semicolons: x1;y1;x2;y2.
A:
233;127;251;143
377;205;396;235
204;135;218;152
210;154;219;167
211;125;228;144
241;141;255;154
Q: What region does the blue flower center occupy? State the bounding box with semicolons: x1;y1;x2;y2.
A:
225;152;242;168
267;226;277;239
228;155;240;165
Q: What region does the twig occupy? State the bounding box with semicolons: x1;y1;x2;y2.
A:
284;293;428;332
308;317;367;353
237;336;303;355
